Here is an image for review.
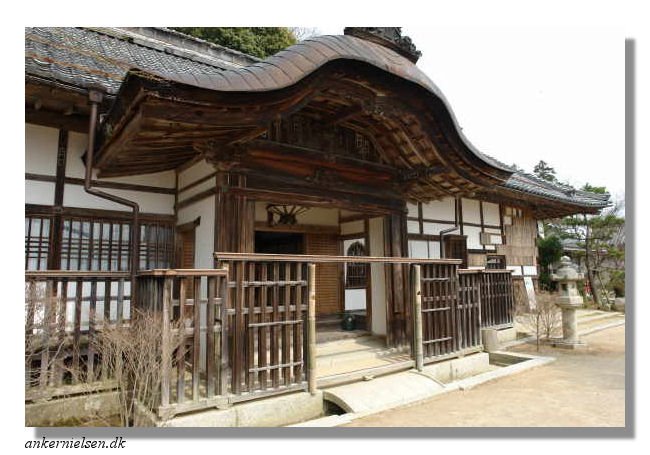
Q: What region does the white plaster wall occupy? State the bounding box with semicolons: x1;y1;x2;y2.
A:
422;197;455;221
408;240;428;259
423;221;456;235
341;220;364;235
407;220;420;234
406;202;418;216
368;217;386;336
464;225;483;250
523;266;538;276
63;185;175;214
408;239;441;259
428;241;441;259
177;195;215;270
25;181;55;205
177;159;213;189
178;177;216;202
344;289;366;311
483;202;501;225
462;198;481;224
25;124;58;175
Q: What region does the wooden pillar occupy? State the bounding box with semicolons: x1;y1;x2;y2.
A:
47;129;68;270
214;172;255;255
383;207;408;347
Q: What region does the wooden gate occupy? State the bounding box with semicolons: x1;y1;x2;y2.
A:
218;259;310;396
418;262;460;359
457;270;482;350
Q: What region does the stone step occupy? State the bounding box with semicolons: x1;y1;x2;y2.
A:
317;335;388;357
316;335;411;378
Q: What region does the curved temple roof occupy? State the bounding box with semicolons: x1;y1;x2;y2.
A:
25;27;610;217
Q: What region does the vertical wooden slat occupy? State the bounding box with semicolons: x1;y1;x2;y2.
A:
282;262;291;385
25;280;37;387
232;262;244;394
161;276;172;408
434;264;441;357
206;275;216;398
413;265;423;371
87;279;97;382
54;279;68;386
219;265;230;396
71;279;82;383
293;263;303;383
452;265;459;353
307;263;316;395
39;280;54;388
247;262;255;391
271;262;280;388
116;278;124;325
259;263;268;389
192;276;201;400
176;277;187;404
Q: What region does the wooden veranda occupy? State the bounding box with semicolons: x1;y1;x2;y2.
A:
25;253;514;420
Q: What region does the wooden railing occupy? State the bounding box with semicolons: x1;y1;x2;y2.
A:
25;259;516;418
135;269;229;419
24;271;131;400
479;270;515;329
413;267;514;365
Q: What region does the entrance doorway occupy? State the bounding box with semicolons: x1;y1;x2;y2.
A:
254;231;304;254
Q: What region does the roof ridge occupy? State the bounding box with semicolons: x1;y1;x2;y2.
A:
85;27;259;69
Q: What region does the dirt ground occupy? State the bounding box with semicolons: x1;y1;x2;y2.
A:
343;325;626;427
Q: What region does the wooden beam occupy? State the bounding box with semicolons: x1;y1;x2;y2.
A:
25;107;88;133
214;252;461;265
322;104;364;127
254;221;339;235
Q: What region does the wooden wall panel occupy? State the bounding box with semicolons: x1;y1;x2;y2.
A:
305;233;341;315
497;211;538;268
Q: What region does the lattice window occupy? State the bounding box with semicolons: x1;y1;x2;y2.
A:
139;222;174;270
53;216;173;272
355;132;371;160
60;218;130;271
25;216;51;270
345;241;368;289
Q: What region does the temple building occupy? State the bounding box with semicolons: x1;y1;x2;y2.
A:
25;27;609;424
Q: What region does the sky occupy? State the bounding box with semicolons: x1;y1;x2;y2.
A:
314;26;625;204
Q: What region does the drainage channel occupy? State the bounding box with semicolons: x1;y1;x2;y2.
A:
288;351;555;427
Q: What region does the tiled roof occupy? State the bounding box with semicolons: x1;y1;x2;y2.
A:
24;27;610;212
504;172;610;208
25;27;258;95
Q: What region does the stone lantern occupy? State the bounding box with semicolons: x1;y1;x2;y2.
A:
551;256;586;348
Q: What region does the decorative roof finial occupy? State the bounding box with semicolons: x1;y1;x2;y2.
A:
344;27;422;63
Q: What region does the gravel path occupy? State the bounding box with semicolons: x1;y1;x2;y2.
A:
343;325;626;427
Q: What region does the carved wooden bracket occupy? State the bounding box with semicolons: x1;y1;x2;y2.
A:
201;141;248;171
